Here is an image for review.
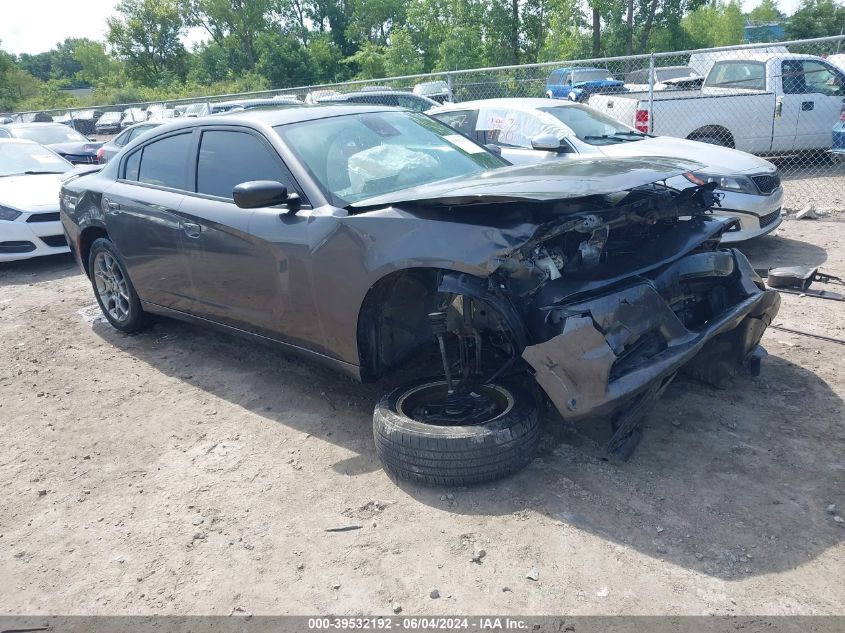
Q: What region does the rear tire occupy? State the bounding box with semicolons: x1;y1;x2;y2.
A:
88;237;149;333
373;377;540;486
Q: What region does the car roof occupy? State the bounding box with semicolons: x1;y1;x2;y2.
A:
429;97;572;114
0;137;38;145
137;104;399;135
323;91;420;99
551;66;607;73
0;122;68;129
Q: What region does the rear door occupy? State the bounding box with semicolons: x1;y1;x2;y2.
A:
178;126;308;336
104;130;195;310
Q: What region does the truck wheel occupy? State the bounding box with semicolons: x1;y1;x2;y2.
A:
373;377;540;486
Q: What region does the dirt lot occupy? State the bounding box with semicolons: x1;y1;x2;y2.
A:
1;217;844;616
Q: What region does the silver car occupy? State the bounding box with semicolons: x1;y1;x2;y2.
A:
430;98;784;242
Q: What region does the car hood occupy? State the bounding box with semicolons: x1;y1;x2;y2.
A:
48;141;103;155
597;136;775;175
573;79;624;89
0;173;63;211
349;156;703;209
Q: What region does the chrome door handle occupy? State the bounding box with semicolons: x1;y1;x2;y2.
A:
182;221;202;238
105;200;121;214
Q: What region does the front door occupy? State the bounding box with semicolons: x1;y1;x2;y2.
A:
178;127;306;336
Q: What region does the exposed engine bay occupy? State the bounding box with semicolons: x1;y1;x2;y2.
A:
413;182;780;458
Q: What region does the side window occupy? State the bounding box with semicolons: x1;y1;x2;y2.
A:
124;149;141;180
431;110;480;142
708;62;766;90
113;129;131;147
802;61;844;96
626;70;646;83
398;95;428;112
137;132;192;190
196;130;288;200
0;128;10;138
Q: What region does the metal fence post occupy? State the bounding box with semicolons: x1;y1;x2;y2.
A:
648;53;655;134
447;72;455;102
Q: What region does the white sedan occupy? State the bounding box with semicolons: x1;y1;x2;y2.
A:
429;98;783;242
0;138;73;262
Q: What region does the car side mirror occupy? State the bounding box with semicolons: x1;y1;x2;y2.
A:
233;180;297;210
530;133;563;152
484;144;502;156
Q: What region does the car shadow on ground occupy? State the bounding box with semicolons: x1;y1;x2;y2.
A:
734;232;828;269
81;230;842;582
0;253;77;285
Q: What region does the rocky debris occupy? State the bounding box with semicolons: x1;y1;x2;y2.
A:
392;603;402;614
470;547;486;563
331;581;341;590
526;567;539;581
325;524;362;532
37;490;47;497
656;526;664;533
795;205;818;220
834;516;844;524
502;586;512;593
596;587;609;598
826;504;837;515
191;516;204;526
429;588;440;599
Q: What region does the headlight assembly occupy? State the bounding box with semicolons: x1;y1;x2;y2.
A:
683;171;758;195
0;205;22;221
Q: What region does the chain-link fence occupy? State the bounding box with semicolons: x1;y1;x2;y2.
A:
6;35;845;211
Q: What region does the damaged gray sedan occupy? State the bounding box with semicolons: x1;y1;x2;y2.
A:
59;106;780;486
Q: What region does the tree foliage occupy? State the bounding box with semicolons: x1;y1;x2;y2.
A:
1;0;843;112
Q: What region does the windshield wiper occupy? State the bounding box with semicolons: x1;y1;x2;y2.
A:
23;170;66;175
611;131;647;138
583;134;641;143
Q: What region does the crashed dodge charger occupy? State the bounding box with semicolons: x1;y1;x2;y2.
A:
59;106;780;486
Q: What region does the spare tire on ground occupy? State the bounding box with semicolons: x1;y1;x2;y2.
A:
373;377;540;486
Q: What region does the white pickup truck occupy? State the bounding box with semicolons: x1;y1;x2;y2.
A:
587;53;845;153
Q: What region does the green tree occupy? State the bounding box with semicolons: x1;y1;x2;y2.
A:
747;0;785;21
384;27;423;76
255;31;314;87
682;0;745;48
106;0;188;87
181;0;276;70
787;0;845;39
343;41;387;78
74;40;124;87
306;33;347;82
17;52;52;82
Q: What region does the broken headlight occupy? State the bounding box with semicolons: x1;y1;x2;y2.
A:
683;172;758;195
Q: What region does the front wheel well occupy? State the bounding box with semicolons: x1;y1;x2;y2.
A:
357;268;442;382
78;226;109;277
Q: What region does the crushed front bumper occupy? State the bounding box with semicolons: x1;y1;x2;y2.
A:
522;248;780;423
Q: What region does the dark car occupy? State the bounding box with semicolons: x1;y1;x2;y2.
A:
209;97;302;114
316;91;439;112
60;107;779;486
67;109;104;135
95;112;124;135
96;121;163;163
0;123;103;164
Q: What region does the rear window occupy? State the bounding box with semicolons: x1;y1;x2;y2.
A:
136;132;192;190
706;61;766;90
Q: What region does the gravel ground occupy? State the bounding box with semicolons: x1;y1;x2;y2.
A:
1;217;843;616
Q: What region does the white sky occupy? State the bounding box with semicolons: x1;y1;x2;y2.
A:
0;0;802;57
